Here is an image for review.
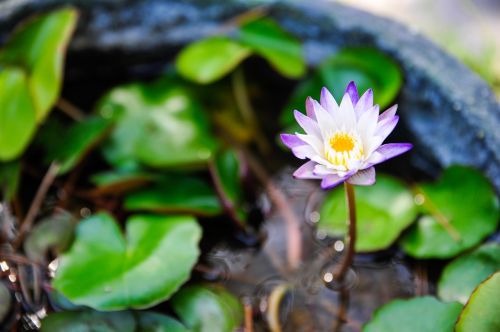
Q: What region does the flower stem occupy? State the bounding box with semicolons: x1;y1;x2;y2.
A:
334;182;357;281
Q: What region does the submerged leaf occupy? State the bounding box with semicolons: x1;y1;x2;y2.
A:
176;37;251;84
438;243;500;304
0;160;21;200
172;285;242;332
363;296;462;332
42;310;136;332
53;213;201;310
401;166;499;259
318;175;418;251
98;77;218;169
455;272;500;332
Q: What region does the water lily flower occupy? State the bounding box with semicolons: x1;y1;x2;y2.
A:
281;82;412;189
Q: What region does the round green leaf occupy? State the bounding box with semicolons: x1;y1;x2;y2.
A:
317;175;418;252
363;296;463;332
438;243;500;304
137;312;191;332
46;116;112;174
172;285;242;332
455;272;500;332
53;213;202;310
176;37;251;84
280;47;402;128
42;310;136;332
0;9;78;121
98;78;218;169
239;18;305;78
24;211;76;263
124;175;222;216
0;68;37;161
401;166;499;259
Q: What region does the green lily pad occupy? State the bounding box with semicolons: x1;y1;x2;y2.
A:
89;170;155;196
0;283;11;324
176;37;251;84
363;296;463;332
317;175;418;252
210;150;246;223
172;285;243;332
455;272;500;332
98;77;218;170
239;18;305;79
280;47;402;128
0;9;78;121
53;213;202;310
0;68;37;161
0;160;21;200
124;175;222;216
438;243;500;304
46;116;112;174
401;166;499;259
137;312;191;332
42;310;136;332
24;211;77;263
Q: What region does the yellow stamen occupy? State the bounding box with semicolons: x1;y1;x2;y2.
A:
324;131;364;169
329;133;355;152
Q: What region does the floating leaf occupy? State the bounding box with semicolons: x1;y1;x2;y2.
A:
281;47;402;128
98;78;218;170
317;175;418;252
363;296;462;332
0;68;37;161
125;175;222;216
210;150;246;223
42;310;136;332
401;166;499;259
176;37;251;84
46;116;112;174
137;312;190;332
53;213;201;310
0;9;78;121
0;283;11;324
239;18;305;78
172;285;243;332
438;243;500;304
89;169;155;196
455;272;500;332
24;211;77;263
0;160;21;200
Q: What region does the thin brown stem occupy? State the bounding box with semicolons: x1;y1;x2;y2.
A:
244;297;254;332
215;5;269;35
56;98;86;121
334;182;356;281
13;162;60;249
333;288;350;332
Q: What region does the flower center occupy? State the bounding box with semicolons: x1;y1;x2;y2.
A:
324;131;364;170
329;133;355;152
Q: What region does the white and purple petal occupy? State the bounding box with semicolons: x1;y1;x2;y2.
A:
293;110;321;137
375;115;399;141
369;143;413;166
345;81;359;106
280;133;305;149
320;87;340;115
293;160;321;179
347;167;376;186
354;88;373;119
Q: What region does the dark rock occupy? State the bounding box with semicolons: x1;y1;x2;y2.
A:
1;0;499;191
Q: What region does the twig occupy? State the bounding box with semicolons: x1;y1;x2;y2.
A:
266;283;290;332
208;159;246;230
56;98;86;121
334;182;357;281
242;149;302;270
244;297;254;332
215;5;269;35
414;262;429;296
413;185;461;242
232;68;271;155
13;162;61;249
333;288;350;332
